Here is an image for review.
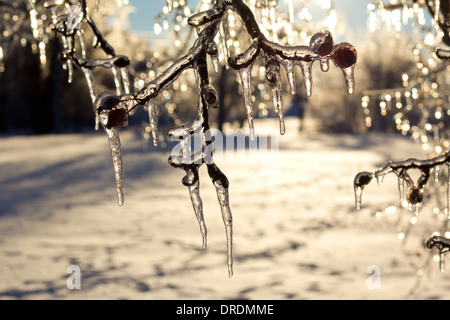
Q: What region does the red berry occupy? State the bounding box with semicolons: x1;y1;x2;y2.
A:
332;42;357;69
310;30;334;56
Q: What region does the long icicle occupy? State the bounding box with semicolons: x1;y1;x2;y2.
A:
106;127;124;206
238;65;256;140
188;181;207;248
213;179;233;278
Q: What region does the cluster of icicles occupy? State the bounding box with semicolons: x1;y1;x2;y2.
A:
28;0;358;277
354;151;450;272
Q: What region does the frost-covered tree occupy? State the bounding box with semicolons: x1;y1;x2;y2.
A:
0;0;358;277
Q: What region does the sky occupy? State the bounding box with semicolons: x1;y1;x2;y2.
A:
127;0;375;41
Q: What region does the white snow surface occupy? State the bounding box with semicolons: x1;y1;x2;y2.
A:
1;117;449;300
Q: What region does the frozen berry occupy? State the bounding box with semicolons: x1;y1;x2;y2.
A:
310;30;333;56
407;187;423;205
94;91;120;114
105;108;128;129
332;42;357;69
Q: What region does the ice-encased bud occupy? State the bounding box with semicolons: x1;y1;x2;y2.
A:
309;30;333;57
202;85;219;108
113;56;130;68
94;91;128;129
354;171;373;210
354;171;373;188
331;42;358;69
407;187;423;205
67;5;83;31
94;90;120;113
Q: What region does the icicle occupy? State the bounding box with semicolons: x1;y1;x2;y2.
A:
147;98;159;147
238;66;256;140
414;201;422;216
60;36;74;83
440;251;445;272
447;163;450;216
211;54;220;73
165;0;174;13
111;67;123;95
106;127;124;206
95;91;128;206
341;65;355;95
81;67;99;129
266;61;285;135
121;67;130;94
82;68;97;103
213;180;233;278
375;172;385;185
271;83;285;135
76;30;87;58
188;181;207;248
67;62;74;84
398;176;406;206
298;61;313;97
281;60;296;95
95;0;100;12
434;165;440;182
354;186;363;210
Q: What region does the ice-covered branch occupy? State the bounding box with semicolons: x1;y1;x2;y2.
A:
427;236;450;272
90;0;358;277
436;48;450;60
13;0;358;277
354;151;450;211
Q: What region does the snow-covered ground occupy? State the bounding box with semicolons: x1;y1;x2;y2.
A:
1;117;449;300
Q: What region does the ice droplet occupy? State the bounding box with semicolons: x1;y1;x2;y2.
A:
106;128;124;206
188;181;207;248
213;180;233;278
320;58;329;72
146;98;159;147
238;66;256;140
